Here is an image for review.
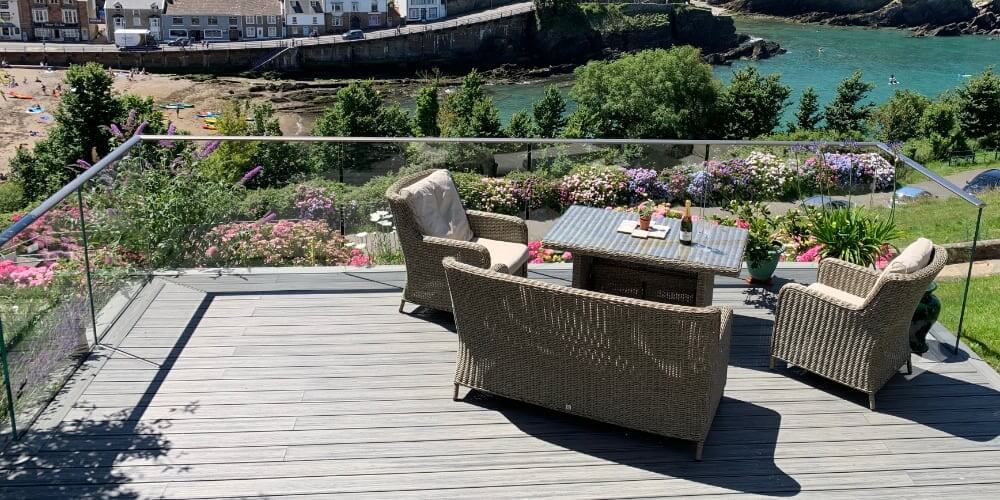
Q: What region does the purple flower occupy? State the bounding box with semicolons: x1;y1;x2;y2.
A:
239;165;263;185
158;123;177;148
126;109;137;129
109;124;124;139
132;121;147;137
197;140;220;159
75;159;92;170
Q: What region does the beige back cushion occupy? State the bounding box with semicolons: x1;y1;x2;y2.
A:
400;170;474;241
885;237;934;275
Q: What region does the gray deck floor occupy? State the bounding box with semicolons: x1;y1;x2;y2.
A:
2;265;999;498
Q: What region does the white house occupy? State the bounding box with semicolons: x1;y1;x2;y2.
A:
283;0;325;36
324;0;391;32
0;0;23;41
105;1;167;42
398;0;446;22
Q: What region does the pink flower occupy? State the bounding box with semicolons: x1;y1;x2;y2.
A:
544;249;554;256
735;219;750;229
205;246;218;258
796;245;823;263
530;257;544;265
561;251;573;261
527;241;542;251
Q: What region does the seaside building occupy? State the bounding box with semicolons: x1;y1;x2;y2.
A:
324;0;394;32
283;0;325;37
0;0;24;40
19;0;94;42
398;0;445;22
104;0;166;42
165;0;286;42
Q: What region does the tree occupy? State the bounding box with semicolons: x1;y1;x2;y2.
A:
871;89;931;142
824;71;875;135
794;87;823;131
312;81;410;178
412;84;440;137
505;110;536;138
918;97;967;159
955;67;1000;146
567;47;722;139
719;66;790;139
532;85;567;138
440;70;504;137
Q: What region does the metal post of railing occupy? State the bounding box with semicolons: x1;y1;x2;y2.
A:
77;188;99;346
0;318;17;438
954;206;983;354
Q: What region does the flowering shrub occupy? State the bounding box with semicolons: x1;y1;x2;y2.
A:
624;168;669;203
8;209;83;263
0;260;57;288
294;185;337;220
197;219;351;267
459;175;555;215
557;165;629;207
527;241;573;264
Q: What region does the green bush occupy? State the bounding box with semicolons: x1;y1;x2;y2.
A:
810;208;900;267
0;181;27;213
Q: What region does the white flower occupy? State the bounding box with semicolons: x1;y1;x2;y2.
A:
369;214;381;222
355;232;369;238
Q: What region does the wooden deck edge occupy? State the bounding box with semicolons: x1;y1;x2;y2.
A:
928;322;1000;390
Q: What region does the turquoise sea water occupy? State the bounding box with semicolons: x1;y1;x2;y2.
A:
481;16;1000;121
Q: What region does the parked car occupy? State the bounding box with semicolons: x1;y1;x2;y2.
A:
343;29;365;40
964;169;1000;194
892;186;935;206
801;195;852;210
167;37;191;47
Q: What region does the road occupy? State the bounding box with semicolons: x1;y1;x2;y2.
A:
0;2;535;55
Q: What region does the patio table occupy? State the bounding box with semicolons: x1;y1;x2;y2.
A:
542;205;749;307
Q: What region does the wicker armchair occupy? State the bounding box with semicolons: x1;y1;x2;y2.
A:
443;257;733;460
770;245;947;410
386;169;529;313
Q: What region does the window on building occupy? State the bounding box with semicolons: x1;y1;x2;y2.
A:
428;7;438;18
32;9;48;23
0;1;9;10
408;8;418;19
351;2;358;12
371;1;378;13
291;17;297;25
172;17;183;25
63;28;79;39
190;17;200;25
368;14;379;26
204;29;223;39
244;28;256;38
310;1;321;13
64;9;79;24
34;28;53;39
113;16;126;28
255;15;263;24
312;16;319;25
245;15;254;24
229;17;238;26
268;26;277;37
331;17;341;26
0;13;10;23
168;29;187;38
150;17;160;31
332;3;342;13
207;16;218;25
267;16;276;24
133;16;141;26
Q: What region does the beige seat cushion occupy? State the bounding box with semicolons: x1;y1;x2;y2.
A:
807;283;865;308
885;237;934;274
473;237;529;273
400;170;474;241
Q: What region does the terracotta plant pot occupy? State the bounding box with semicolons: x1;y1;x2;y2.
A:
638;216;651;231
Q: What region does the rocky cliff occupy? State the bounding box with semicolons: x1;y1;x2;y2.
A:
710;0;1000;35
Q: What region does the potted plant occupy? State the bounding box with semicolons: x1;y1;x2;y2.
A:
809;208;900;267
744;216;784;283
636;202;654;230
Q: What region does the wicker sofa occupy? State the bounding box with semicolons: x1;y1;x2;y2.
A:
770;241;947;410
386;169;529;313
442;257;733;460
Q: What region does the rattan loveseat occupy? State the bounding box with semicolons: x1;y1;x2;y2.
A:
386;169;529;313
442;257;733;460
770;242;947;409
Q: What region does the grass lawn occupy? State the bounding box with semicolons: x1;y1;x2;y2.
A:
935;275;1000;371
874;190;1000;246
898;151;1000;185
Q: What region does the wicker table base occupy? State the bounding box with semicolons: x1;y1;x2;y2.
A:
572;255;715;307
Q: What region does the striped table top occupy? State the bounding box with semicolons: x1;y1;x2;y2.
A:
542;205;749;276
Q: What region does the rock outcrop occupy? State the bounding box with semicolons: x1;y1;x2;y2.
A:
713;0;1000;35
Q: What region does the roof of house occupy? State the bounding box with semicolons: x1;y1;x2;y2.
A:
289;1;324;15
166;0;283;17
107;0;167;9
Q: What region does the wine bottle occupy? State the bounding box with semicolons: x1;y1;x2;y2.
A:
680;200;693;246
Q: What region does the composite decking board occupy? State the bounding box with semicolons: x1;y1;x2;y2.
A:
3;267;998;498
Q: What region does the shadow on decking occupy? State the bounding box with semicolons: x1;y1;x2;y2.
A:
463;391;801;496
